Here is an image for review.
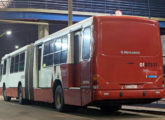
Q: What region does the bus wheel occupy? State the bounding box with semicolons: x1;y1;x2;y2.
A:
18;85;25;104
54;85;65;112
3;85;11;101
100;105;121;113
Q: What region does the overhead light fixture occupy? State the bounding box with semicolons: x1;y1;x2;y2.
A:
6;30;12;35
15;45;19;49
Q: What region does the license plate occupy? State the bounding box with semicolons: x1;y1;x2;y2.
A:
125;85;138;89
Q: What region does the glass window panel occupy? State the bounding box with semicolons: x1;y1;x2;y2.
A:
50;41;55;53
55;39;62;52
82;27;91;60
20;53;25;62
10;65;14;73
62;37;68;51
19;62;24;71
3;60;6;75
19;53;25;72
54;52;61;64
43;54;53;67
61;50;68;63
14;63;19;72
44;42;50;55
10;57;14;73
11;57;14;64
15;55;19;64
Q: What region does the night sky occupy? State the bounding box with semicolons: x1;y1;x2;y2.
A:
0;21;67;59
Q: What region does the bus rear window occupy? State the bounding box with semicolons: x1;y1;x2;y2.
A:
101;21;160;56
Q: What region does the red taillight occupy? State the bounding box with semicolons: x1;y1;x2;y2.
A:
93;75;98;85
162;76;165;88
93;75;99;89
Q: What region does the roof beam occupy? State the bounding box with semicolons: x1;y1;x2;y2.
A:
0;19;48;25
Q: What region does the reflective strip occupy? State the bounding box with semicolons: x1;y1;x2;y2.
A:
147;75;157;78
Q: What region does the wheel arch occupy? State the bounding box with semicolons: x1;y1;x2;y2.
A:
17;81;22;95
53;79;63;101
53;79;63;91
3;82;5;88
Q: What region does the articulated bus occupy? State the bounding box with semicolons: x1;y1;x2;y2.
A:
0;16;164;112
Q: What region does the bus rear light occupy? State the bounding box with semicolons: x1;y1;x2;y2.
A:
93;75;99;89
162;84;165;88
93;75;99;85
162;79;165;88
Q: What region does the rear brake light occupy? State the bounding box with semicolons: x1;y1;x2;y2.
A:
162;76;165;88
93;75;99;89
93;76;98;85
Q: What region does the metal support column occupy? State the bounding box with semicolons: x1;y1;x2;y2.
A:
38;24;49;39
68;0;73;26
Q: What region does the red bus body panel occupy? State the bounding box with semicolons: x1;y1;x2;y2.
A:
92;16;165;102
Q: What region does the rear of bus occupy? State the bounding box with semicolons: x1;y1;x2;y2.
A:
93;16;165;105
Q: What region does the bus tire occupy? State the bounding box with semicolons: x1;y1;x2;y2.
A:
54;85;65;112
100;105;121;113
3;85;11;101
18;85;25;104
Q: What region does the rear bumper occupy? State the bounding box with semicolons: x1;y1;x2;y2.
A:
93;89;165;101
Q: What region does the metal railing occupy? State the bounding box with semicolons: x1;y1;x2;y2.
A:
0;0;165;18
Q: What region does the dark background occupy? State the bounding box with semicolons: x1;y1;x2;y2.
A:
0;21;67;59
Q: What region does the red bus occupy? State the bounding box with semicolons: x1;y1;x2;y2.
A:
0;16;164;112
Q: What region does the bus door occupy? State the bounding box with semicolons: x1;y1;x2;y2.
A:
2;59;9;87
37;45;42;87
80;27;92;106
73;30;81;87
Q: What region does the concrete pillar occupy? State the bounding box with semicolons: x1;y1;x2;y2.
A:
38;24;49;39
68;0;73;26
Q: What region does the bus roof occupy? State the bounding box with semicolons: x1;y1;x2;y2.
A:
1;15;157;60
34;15;157;45
1;44;31;60
34;16;93;45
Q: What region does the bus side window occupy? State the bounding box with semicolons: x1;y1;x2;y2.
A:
14;55;19;72
3;60;7;75
0;64;3;81
54;36;68;65
54;38;61;65
74;30;81;64
10;57;14;73
19;52;25;71
38;45;42;70
61;36;68;63
43;40;54;67
82;27;91;60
